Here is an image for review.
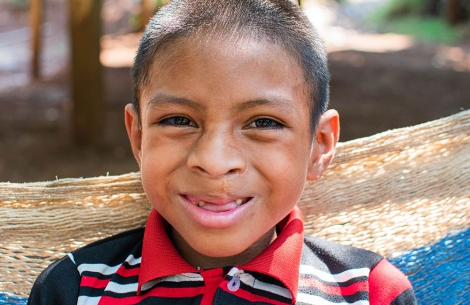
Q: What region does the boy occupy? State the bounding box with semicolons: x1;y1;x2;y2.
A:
28;0;416;304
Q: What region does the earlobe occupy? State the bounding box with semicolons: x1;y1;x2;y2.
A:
124;103;143;167
306;109;340;181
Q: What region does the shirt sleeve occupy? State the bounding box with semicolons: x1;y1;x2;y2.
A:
368;258;417;305
27;255;80;305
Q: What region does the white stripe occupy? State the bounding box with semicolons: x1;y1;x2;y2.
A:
125;254;142;266
141;273;203;292
77;254;141;275
77;262;121;275
77;296;101;305
239;273;292;299
299;265;370;283
104;281;139;294
67;253;76;265
296;293;369;305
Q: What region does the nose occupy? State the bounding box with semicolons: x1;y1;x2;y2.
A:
187;130;246;178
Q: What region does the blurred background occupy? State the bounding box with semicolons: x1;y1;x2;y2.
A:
0;0;469;182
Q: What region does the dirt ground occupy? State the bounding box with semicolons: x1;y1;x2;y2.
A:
1;0;469;183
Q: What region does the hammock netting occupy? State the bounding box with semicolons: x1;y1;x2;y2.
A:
1;110;469;304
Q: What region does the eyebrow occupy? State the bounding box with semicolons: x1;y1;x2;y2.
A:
147;93;298;115
147;93;206;112
236;98;298;113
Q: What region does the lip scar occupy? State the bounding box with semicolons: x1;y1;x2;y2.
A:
222;179;229;193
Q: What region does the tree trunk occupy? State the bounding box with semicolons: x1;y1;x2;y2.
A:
68;0;104;145
30;0;42;79
448;0;461;24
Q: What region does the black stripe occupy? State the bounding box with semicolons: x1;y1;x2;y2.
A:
110;274;139;285
79;286;106;297
80;271;114;280
390;288;417;305
137;295;203;305
214;290;284;305
248;271;288;286
149;280;205;289
122;261;141;270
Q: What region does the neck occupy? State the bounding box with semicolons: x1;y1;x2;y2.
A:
170;227;277;270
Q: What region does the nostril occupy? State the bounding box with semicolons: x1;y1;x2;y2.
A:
187;138;246;178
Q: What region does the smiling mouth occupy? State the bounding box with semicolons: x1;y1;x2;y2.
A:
191;198;250;207
184;195;251;212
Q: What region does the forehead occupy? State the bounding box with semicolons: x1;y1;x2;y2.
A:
141;35;310;113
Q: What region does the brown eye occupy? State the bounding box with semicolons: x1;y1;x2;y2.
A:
247;118;284;129
159;116;196;127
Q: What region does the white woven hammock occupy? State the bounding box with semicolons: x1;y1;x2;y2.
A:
1;110;469;298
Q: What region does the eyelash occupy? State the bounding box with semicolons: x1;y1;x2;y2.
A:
158;116;196;127
246;118;285;129
157;116;284;129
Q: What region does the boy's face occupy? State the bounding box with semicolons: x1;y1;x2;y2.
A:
126;37;339;263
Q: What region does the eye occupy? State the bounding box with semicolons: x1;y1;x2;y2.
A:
158;116;196;127
246;118;284;129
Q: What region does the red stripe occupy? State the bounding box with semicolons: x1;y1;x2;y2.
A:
98;286;203;305
80;276;111;289
115;266;140;277
220;284;290;305
80;266;140;289
369;259;412;304
299;277;368;296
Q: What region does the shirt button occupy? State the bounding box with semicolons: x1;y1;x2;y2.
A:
227;275;241;292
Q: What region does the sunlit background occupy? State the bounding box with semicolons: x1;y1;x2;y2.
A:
0;0;469;182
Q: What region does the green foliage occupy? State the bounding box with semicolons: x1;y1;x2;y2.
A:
129;14;142;32
6;0;29;11
387;17;460;43
370;0;426;22
155;0;170;9
368;0;462;44
374;16;460;44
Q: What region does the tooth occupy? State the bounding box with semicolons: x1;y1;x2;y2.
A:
198;201;205;207
236;199;243;206
192;202;198;206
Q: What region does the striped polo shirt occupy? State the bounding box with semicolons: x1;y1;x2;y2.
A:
28;207;416;304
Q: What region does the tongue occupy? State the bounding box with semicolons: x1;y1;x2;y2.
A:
200;201;238;212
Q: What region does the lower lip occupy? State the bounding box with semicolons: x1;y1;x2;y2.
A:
180;195;252;229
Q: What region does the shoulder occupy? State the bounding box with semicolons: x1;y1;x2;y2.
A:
27;255;80;305
301;234;383;272
28;228;145;305
299;235;416;305
368;259;416;305
70;227;145;265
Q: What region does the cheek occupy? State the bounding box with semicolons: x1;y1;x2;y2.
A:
253;140;310;180
139;136;186;201
252;141;310;203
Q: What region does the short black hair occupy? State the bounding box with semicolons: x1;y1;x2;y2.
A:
132;0;329;131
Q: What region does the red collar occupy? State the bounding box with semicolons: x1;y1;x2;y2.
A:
138;207;304;300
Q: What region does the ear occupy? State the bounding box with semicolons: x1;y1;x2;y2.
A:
125;103;143;168
306;109;340;181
